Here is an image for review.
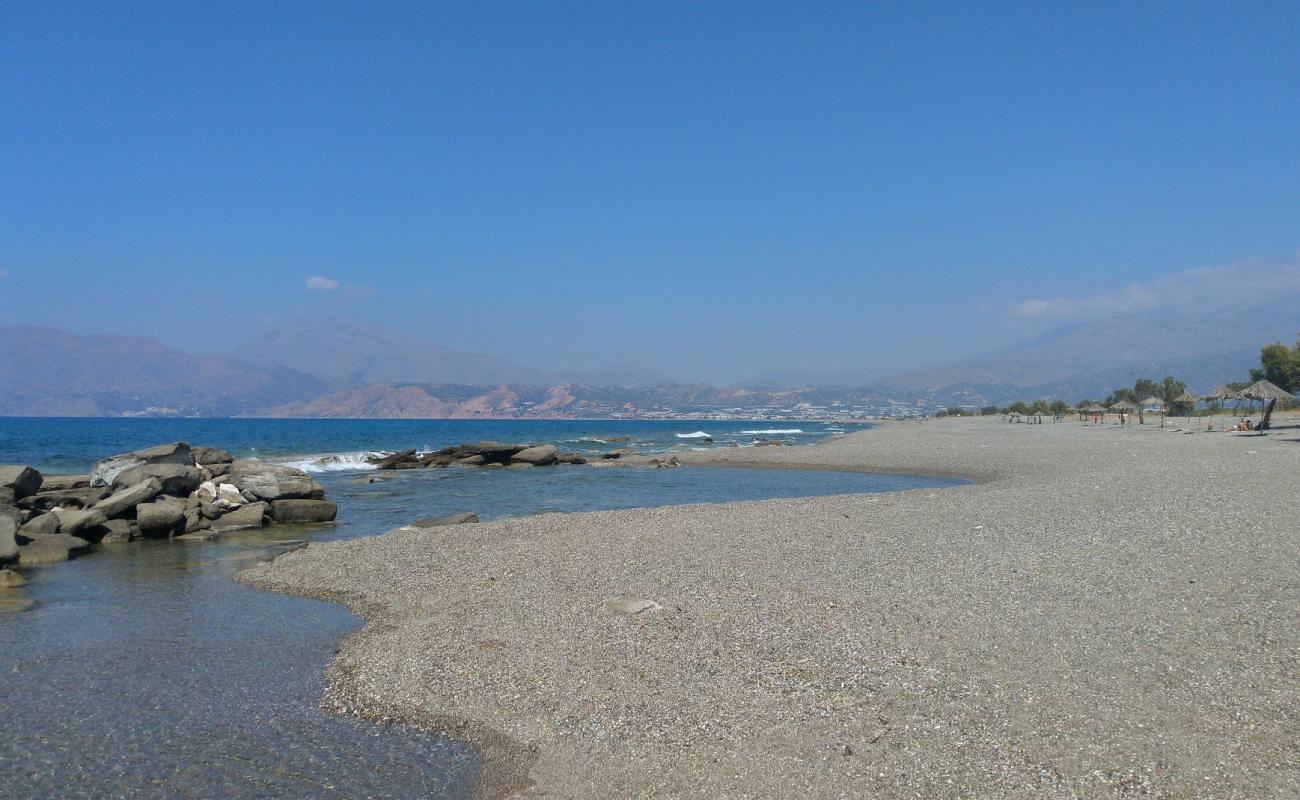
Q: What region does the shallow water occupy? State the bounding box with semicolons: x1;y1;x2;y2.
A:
0;419;959;799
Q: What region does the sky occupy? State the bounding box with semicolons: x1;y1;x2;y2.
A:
2;1;1298;384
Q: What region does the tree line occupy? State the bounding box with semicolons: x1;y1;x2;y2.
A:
939;337;1300;421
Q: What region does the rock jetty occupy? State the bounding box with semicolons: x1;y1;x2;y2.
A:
369;442;589;470
0;442;336;578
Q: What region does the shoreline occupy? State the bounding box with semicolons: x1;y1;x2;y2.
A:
237;416;1300;798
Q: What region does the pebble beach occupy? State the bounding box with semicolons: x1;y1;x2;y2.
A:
238;416;1300;799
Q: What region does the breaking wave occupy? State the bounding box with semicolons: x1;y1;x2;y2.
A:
740;428;804;435
274;451;381;473
675;431;713;439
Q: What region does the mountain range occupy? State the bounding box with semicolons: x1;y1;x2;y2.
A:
2;297;1296;417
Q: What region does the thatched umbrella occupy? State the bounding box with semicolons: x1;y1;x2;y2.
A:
1242;379;1293;430
1138;395;1165;425
1201;385;1239;430
1110;399;1136;424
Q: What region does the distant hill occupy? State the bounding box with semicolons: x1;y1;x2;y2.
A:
231;316;674;388
0;325;331;416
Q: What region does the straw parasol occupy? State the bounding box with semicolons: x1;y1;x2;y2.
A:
1201;386;1239;430
1242;379;1293;430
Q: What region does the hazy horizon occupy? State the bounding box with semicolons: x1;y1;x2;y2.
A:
2;3;1298;384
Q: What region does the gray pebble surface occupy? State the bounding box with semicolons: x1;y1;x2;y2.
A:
238;417;1300;799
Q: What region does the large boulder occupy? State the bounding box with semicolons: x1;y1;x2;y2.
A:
0;466;43;501
191;447;233;466
112;464;202;497
90;442;193;487
372;449;418;469
0;507;18;563
92;478;162;518
269;499;337;524
52;507;108;539
18;512;60;538
511;444;558;466
17;533;92;566
224;461;321;502
209;501;268;532
20;486;111;512
99;519;133;544
39;474;90;492
134;498;185;538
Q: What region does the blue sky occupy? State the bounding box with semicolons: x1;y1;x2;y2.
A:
2;1;1297;383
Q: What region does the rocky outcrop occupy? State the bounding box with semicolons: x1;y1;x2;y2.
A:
269;500;337;524
0;445;336;582
371;442;589;470
90;442;193;487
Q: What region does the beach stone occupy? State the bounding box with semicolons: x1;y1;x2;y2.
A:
52;507;108;538
92;478;162;518
0;568;27;587
38;474;90;491
210;501;268;532
0;466;43;500
112;464;202;497
269;499;337;524
602;596;662;615
225;460;320;502
20;486;111;512
191;446;233;466
511;445;558;466
18;512;61;538
0;508;18;563
99;519;133;544
408;512;479;528
17;533;92;566
135;499;185;538
90;442;193;487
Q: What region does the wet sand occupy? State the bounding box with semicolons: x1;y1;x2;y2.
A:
238;416;1300;798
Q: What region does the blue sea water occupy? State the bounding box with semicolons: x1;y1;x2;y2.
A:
0;418;959;799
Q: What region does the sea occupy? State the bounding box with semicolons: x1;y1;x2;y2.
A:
0;418;960;799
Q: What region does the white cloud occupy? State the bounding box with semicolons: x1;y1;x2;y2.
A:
1010;259;1300;320
304;275;340;291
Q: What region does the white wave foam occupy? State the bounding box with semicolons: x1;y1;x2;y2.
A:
275;451;382;473
740;428;804;435
675;431;713;439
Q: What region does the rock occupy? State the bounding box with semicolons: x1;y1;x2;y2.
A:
407;512;479;528
52;507;108;538
372;449;418;469
17;533;92;566
215;483;245;508
269;499;338;524
39;474;90;491
511;444;558;466
461;443;527;463
209;501;268;532
90;442;193;487
195;481;218;502
112;464;202;497
20;486;111;512
0;508;18;563
191;446;233;466
183;507;206;534
99;519;133;543
600;450;627;460
0;466;43;499
602;596;662;615
0;568;28;587
453;454;485;467
225;460;320;502
92;478;162;518
652;456;683;468
240;489;258;504
135;499;185;538
557;453;588;465
18;513;60;538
